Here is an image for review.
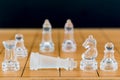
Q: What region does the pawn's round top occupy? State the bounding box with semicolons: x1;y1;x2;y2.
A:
105;42;114;50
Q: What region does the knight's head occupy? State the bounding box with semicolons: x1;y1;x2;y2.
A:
82;35;96;48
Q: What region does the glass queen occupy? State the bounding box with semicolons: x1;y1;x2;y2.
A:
15;34;27;57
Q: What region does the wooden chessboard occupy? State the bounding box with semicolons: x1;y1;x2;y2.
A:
0;29;120;80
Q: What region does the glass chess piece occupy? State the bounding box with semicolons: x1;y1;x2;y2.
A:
2;40;20;71
62;19;76;52
30;52;77;70
100;42;118;71
15;34;27;57
40;19;54;52
80;35;98;71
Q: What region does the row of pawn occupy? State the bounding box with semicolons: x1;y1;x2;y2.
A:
2;19;118;72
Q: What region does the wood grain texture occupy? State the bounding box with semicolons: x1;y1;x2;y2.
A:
0;29;119;80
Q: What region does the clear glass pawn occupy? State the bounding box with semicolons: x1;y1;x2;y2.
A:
100;42;118;71
15;34;27;57
2;40;20;71
62;19;76;52
40;19;54;52
80;35;98;71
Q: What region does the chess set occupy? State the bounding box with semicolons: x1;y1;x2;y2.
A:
1;19;118;72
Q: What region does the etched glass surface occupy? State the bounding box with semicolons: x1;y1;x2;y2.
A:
30;52;77;70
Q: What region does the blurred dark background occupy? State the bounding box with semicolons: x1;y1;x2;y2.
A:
0;0;120;28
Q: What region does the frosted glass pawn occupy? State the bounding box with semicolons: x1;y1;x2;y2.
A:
2;40;20;71
15;34;27;57
80;35;98;71
100;42;118;71
62;19;76;52
40;19;54;52
30;52;77;70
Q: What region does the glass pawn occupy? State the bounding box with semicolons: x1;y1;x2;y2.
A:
40;19;54;52
15;34;27;57
80;35;98;71
62;19;76;52
2;40;20;71
100;42;118;71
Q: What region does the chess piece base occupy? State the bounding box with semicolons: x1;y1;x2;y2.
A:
100;58;118;71
80;59;97;71
2;61;20;71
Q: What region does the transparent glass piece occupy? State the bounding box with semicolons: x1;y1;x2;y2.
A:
30;52;77;70
40;19;54;52
15;34;27;57
62;19;76;52
2;40;20;71
80;35;98;71
100;42;118;71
